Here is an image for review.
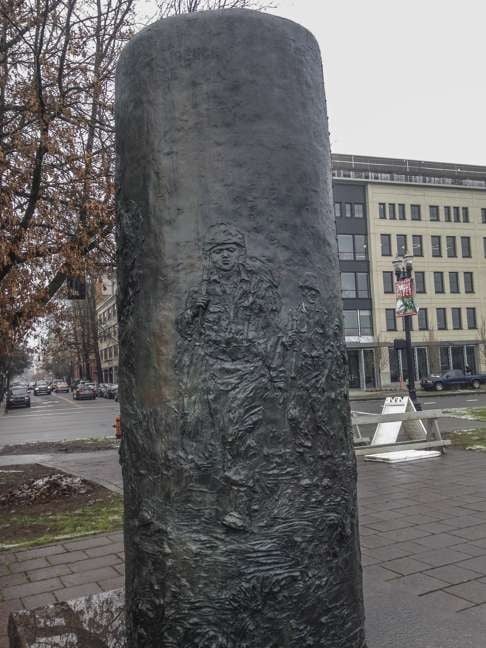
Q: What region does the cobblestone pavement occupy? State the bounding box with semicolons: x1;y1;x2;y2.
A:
2;449;486;646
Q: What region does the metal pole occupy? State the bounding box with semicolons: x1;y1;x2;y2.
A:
404;309;422;411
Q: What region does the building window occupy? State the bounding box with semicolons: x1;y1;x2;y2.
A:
466;346;477;373
388;203;396;220
452;308;462;330
418;308;428;330
343;310;373;336
449;272;460;294
385;309;397;331
440;346;451;372
337;235;353;260
464;272;474;293
379;203;386;219
397;234;407;256
434;272;445;293
341;272;369;299
482;208;486;224
411;204;421;221
415;271;426;293
356;273;369;298
461;236;471;258
337;234;367;260
398;204;406;220
462;207;469;223
467;308;477;329
334;202;341;218
354;203;364;218
436;308;447;330
431;235;442;257
354;235;367;260
343;310;359;336
446;236;457;258
484;237;486;258
416;347;429;379
453;206;460;222
381;233;392;256
359;310;373;335
412;234;423;257
344;202;352;218
383;271;394;293
444;206;451;222
429;205;439;221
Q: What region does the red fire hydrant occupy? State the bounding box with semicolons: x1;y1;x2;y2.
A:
113;415;122;439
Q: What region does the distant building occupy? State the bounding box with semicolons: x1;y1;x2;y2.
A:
96;277;118;384
333;154;486;389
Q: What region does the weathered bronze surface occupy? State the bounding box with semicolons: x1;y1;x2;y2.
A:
116;9;366;647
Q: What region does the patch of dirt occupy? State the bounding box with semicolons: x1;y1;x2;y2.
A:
0;472;92;506
0;438;119;455
0;464;122;546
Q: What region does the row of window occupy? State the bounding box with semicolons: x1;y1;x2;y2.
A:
99;324;118;342
383;271;474;294
385;307;477;332
378;203;483;223
101;345;118;361
334;202;365;219
380;233;473;258
389;344;477;382
98;303;117;326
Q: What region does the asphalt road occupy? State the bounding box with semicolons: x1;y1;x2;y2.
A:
1;390;484;449
0;391;120;447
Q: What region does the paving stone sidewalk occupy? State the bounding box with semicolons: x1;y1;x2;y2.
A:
2;449;486;646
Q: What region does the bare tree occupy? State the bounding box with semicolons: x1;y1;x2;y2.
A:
0;0;135;350
156;0;274;18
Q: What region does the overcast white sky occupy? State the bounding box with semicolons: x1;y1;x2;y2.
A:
139;0;486;165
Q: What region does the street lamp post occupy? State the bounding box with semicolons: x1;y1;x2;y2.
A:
393;253;422;411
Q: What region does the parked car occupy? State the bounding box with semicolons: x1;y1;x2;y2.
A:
106;384;118;399
54;381;69;393
6;386;31;409
96;383;106;397
34;382;51;395
85;383;97;398
99;383;113;398
421;369;486;391
73;383;96;400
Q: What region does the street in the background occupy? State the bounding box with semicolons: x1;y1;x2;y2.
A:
0;391;119;447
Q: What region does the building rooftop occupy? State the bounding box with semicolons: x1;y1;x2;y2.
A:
332;154;486;189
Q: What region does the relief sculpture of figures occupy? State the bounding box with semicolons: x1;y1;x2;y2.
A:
286;272;331;449
175;223;285;528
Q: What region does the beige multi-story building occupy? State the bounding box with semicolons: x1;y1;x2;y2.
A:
332;155;486;389
96;277;119;384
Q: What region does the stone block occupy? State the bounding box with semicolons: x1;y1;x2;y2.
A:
8;590;125;647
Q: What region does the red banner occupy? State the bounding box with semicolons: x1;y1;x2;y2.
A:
395;277;415;298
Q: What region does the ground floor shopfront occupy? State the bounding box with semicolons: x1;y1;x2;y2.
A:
346;342;485;390
101;365;118;384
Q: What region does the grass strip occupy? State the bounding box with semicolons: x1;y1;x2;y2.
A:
447;428;486;450
0;496;123;550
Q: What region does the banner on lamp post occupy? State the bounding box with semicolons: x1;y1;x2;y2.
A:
395;277;418;317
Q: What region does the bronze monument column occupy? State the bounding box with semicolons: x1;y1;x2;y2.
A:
116;9;366;647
